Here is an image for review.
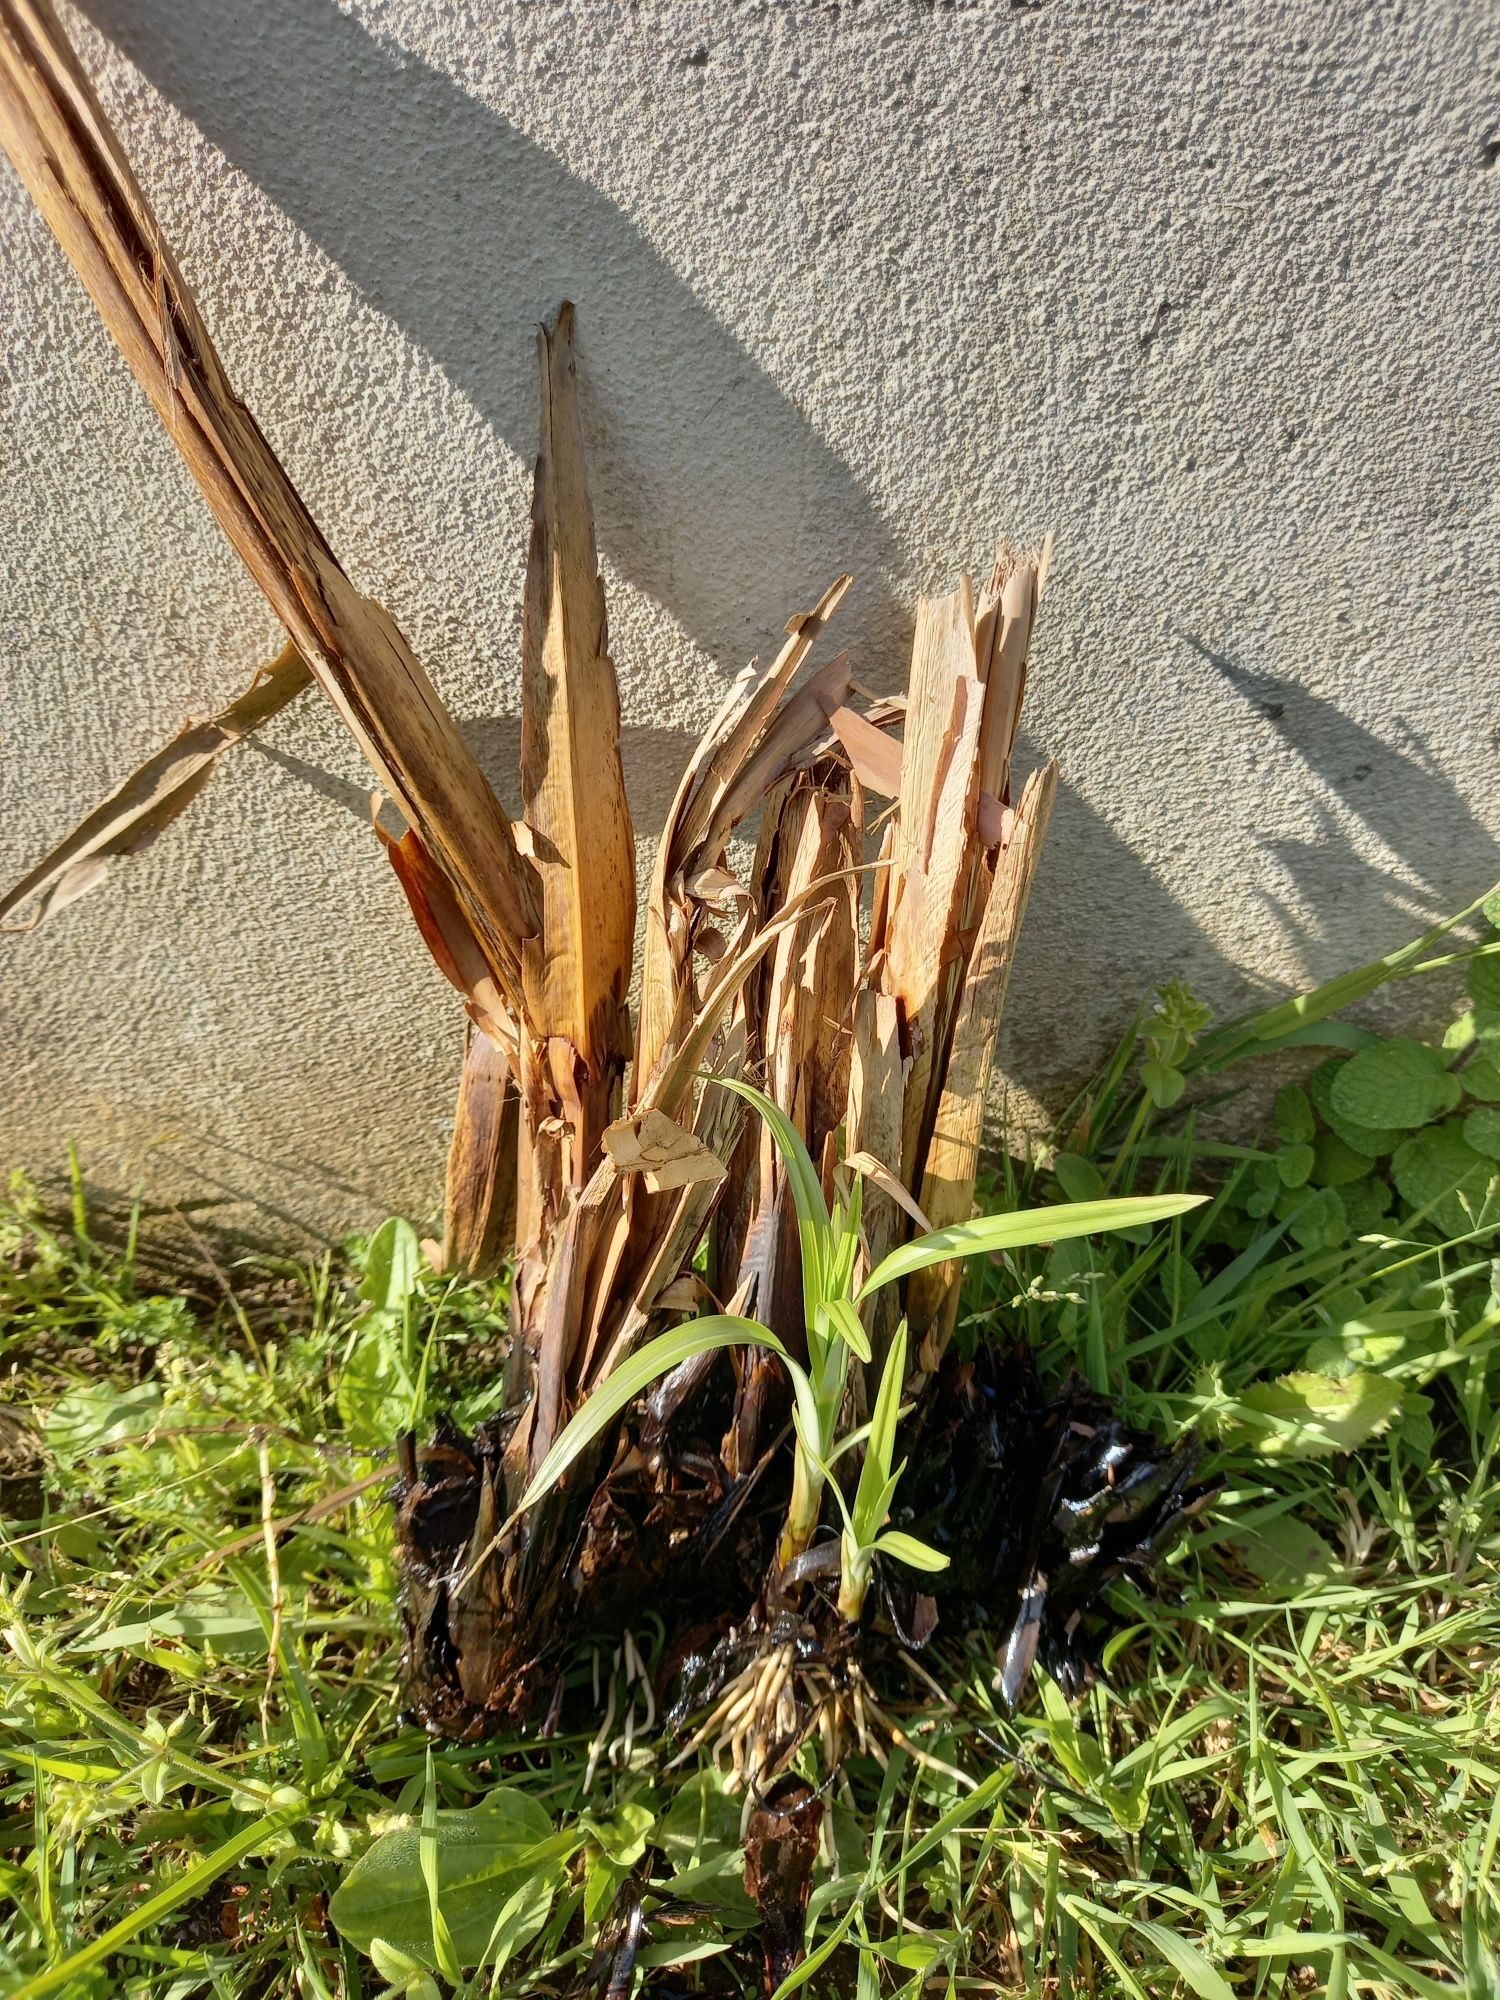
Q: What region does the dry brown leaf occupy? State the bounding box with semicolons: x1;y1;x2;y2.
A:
675;578;851;863
727;767;860;1342
519;303;635;1171
597;1070;748;1384
601;1108;728;1192
911;759;1059;1368
654;1274;706;1312
820;701;902;799
376;823;513;1051
843;1149;933;1234
635;578;849;1097
975;552;1036;801
442;1028;518;1278
886;639;985;1186
0;641;310;932
696;653;854;864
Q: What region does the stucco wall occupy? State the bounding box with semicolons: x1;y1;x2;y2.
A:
2;0;1497;1243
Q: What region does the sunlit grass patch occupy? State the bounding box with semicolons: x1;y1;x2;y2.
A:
3;896;1499;2000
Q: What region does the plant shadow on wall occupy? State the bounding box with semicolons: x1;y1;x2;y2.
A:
75;0;1243;1057
80;0;901;676
1178;629;1500;965
248;718;702;845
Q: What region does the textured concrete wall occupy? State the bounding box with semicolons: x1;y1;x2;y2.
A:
2;0;1497;1243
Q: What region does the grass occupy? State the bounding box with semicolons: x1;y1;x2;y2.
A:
2;932;1499;1998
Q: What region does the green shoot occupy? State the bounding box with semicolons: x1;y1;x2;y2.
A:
833;1321;947;1622
520;1075;1205;1614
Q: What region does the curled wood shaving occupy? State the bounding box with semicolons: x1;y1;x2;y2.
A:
602;1108;728;1193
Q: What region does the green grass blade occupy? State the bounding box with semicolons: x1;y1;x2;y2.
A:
822;1295;873;1365
851;1324;907;1543
422;1748;462;1985
873;1530;948;1572
6;1802;303;2000
1196;882;1500;1068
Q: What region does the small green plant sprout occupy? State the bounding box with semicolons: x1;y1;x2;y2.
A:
1139;980;1214;1109
828;1319;944;1622
513;1076;1205;1623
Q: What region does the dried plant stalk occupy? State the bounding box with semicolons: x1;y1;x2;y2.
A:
442;1028;518;1280
635;579;850;1100
519;304;635;1196
0;0;538;1011
909;758;1059;1370
0;640;310;931
882;584;986;1190
736;767;860;1345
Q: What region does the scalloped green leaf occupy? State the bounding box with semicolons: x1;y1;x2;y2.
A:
1467;949;1500;1011
1279;1185;1348;1250
1229;1369;1403;1459
1311;1129;1373;1188
1462;1054;1500;1103
1274;1084;1315;1145
1340;1178;1393;1235
1461;1106;1500;1161
1310;1058;1402;1158
1329;1040;1460;1132
1244;1158;1280;1218
1391;1121;1496;1237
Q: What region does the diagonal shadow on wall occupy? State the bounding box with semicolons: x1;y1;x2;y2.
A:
248;717;698;844
81;0;904;677
1177;630;1500;957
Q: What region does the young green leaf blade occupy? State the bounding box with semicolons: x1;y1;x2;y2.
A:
851;1323;908;1542
874;1530;950;1572
421;1750;462;1985
513;1315;786;1518
821;1295;873;1365
857;1192;1206;1299
708;1074;831;1308
360;1216;421;1316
